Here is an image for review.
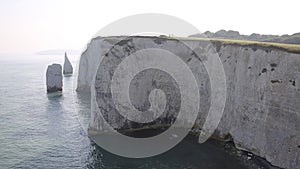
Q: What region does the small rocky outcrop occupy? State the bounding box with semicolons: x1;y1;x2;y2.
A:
46;63;62;92
63;52;73;74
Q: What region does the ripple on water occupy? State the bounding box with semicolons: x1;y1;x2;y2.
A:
0;56;273;169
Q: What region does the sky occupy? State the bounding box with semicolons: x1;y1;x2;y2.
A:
0;0;299;54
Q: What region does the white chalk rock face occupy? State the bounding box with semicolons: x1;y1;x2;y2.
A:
77;36;300;169
63;52;73;74
76;37;120;91
46;63;63;92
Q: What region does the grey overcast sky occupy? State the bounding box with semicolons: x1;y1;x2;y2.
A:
0;0;299;53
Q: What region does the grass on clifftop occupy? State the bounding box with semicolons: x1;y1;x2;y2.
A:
167;36;300;54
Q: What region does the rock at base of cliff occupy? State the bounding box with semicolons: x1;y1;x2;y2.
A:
63;52;73;74
46;63;62;92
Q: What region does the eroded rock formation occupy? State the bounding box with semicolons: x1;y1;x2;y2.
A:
46;63;62;92
77;36;300;169
63;52;73;74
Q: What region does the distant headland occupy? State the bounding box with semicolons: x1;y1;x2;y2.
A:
189;30;300;45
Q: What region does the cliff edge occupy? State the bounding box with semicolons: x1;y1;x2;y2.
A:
77;36;300;169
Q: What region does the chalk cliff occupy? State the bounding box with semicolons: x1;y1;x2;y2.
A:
77;36;300;169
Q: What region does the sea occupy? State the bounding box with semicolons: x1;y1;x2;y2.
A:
0;53;272;169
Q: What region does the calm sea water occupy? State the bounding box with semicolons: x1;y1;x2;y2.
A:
0;54;269;169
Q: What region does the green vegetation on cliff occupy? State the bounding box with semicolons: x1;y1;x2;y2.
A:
171;36;300;54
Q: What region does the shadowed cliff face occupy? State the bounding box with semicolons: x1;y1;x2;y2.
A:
77;36;300;169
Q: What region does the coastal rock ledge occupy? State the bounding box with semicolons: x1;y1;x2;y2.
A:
77;36;300;169
46;63;62;92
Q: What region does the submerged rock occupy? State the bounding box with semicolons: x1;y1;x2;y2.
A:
46;63;62;92
63;52;73;74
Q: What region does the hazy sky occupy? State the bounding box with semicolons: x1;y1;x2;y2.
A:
0;0;299;53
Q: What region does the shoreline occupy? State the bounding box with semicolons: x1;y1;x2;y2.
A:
88;126;281;169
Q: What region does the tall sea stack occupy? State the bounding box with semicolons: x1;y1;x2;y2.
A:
63;52;73;74
46;63;63;92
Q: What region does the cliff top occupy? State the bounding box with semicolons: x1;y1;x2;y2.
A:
189;30;300;45
174;36;300;54
91;36;300;55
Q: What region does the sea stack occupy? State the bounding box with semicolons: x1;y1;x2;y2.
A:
63;52;73;74
46;63;62;92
